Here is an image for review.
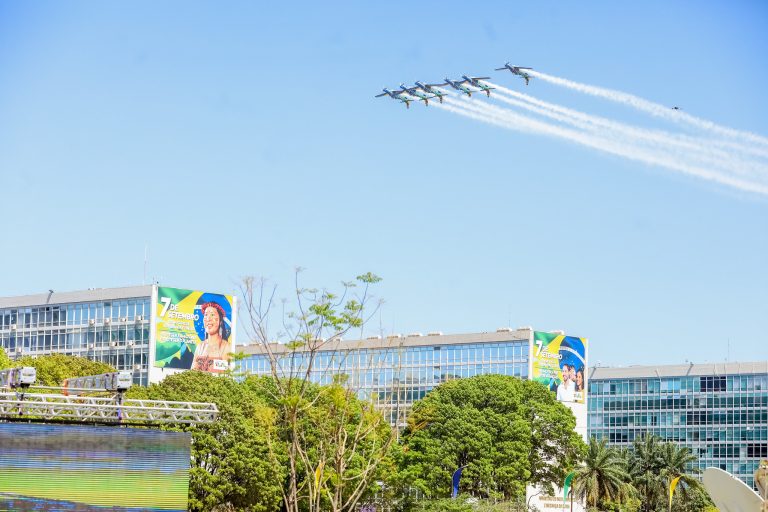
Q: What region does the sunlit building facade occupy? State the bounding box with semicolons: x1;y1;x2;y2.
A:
0;285;237;386
0;287;154;385
588;362;768;489
238;329;532;427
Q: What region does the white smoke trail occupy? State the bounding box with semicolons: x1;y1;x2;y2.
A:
493;82;768;161
434;94;768;195
485;83;768;179
527;70;768;149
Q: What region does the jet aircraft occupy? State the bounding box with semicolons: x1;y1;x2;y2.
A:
375;88;413;109
440;77;478;97
414;81;447;103
398;84;437;106
461;75;494;97
495;63;533;85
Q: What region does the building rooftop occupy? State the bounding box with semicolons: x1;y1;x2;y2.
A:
0;285;153;308
236;327;534;355
590;361;768;380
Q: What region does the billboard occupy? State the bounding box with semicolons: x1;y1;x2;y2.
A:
154;286;235;374
0;423;190;511
531;331;587;404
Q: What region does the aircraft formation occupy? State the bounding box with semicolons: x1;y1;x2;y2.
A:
376;63;532;108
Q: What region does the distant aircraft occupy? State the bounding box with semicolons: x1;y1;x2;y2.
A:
398;84;437;106
671;106;681;110
495;63;533;85
375;88;413;109
461;75;495;97
414;81;448;103
440;77;477;97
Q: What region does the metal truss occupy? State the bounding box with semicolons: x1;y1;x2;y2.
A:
0;392;218;425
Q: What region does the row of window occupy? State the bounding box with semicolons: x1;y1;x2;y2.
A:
0;326;151;353
591;426;768;442
0;298;152;330
590;409;768;427
589;394;768;411
243;341;530;374
590;374;768;394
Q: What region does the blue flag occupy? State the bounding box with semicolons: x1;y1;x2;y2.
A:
452;466;464;498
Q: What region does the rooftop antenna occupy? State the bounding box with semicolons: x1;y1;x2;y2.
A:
143;244;149;285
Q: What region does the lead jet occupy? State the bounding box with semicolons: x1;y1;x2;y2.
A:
440;77;477;97
375;88;413;109
461;75;494;97
414;81;448;103
495;63;533;85
397;84;437;106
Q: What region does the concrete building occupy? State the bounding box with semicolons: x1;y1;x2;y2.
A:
0;285;236;385
238;328;589;511
589;362;768;489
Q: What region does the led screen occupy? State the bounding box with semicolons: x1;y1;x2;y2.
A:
0;423;190;511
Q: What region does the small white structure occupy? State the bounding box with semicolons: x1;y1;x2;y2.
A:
702;467;764;512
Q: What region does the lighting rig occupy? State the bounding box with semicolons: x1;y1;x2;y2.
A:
0;368;217;425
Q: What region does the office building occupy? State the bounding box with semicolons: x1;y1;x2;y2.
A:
588;362;768;489
0;285;237;385
237;328;587;429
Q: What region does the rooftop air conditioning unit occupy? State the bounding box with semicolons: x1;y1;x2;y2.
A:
517;326;533;331
497;327;513;333
366;335;382;340
549;330;565;335
387;334;402;339
408;332;423;337
88;319;95;326
427;331;443;336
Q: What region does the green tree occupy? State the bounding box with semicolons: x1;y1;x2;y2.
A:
246;375;396;512
0;347;11;370
628;435;702;512
128;371;284;512
15;353;115;385
239;270;391;512
573;437;635;509
398;375;585;502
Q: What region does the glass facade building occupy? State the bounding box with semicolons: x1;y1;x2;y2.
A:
0;286;154;385
588;362;768;489
238;330;532;427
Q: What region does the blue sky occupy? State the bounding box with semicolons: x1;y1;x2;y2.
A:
1;1;766;366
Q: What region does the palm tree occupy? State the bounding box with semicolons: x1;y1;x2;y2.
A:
658;441;701;509
573;437;634;508
629;435;701;512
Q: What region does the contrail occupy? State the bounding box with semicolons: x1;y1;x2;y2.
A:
527;70;768;149
486;83;768;179
434;94;768;195
493;82;768;160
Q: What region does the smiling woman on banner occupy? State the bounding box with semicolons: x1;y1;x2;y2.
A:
192;301;232;372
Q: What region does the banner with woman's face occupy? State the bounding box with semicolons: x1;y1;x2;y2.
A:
154;287;235;373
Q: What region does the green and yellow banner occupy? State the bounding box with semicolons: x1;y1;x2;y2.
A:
154;286;234;373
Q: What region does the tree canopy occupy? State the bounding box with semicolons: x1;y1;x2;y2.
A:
0;347;11;370
397;374;586;502
14;353;115;385
127;370;284;512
